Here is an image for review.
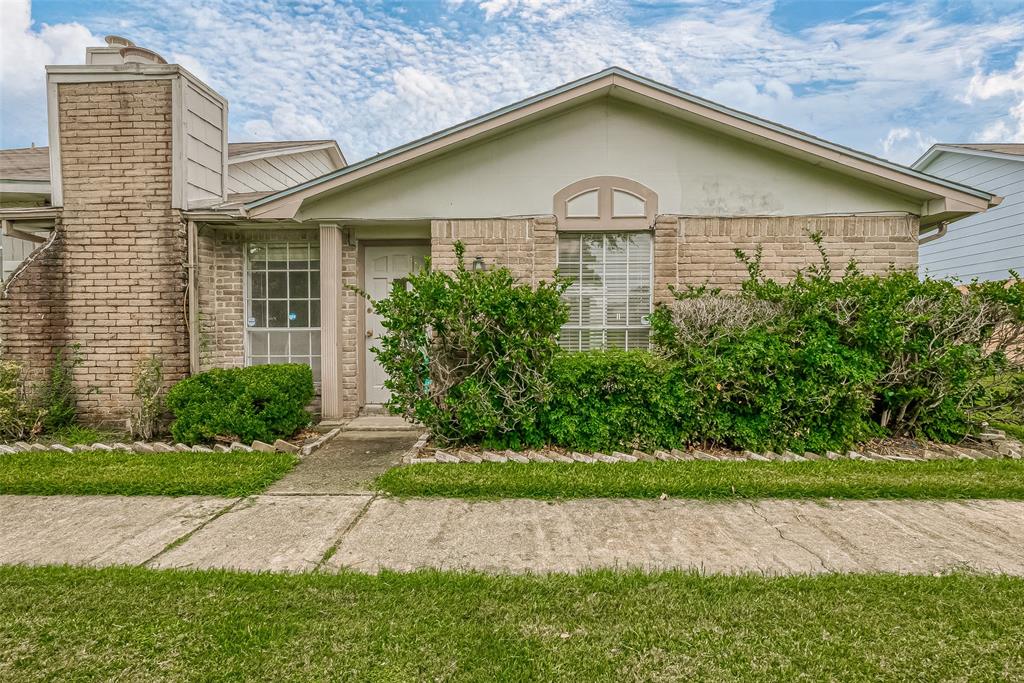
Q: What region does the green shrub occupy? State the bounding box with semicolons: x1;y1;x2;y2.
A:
542;350;698;452
367;242;567;448
165;364;314;445
38;346;80;433
650;238;1024;450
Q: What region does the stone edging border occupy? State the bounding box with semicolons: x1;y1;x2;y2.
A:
0;428;342;459
404;431;1023;465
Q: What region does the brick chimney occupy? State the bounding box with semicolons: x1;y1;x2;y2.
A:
1;37;229;427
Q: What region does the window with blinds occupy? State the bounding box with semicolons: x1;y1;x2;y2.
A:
557;232;652;350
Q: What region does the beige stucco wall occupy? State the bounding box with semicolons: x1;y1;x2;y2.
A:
298;99;922;222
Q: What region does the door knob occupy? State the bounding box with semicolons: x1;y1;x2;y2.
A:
366;330;373;337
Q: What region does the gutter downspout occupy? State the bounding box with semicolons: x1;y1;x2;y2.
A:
918;221;948;245
186;219;200;374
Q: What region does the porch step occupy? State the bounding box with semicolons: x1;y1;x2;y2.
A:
337;415;421;432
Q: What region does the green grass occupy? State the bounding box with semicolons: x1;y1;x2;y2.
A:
376;459;1024;500
0;566;1022;681
33;425;130;446
0;450;296;496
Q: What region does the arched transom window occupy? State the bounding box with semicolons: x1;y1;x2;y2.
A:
553;177;657;351
554;176;657;230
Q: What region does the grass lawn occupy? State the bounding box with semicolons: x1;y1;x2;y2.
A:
0;450;296;497
376;459;1024;500
0;566;1022;681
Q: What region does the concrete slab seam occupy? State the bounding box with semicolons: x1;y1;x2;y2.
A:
140;497;246;568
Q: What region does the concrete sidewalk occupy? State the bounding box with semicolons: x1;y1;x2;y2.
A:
2;494;1023;575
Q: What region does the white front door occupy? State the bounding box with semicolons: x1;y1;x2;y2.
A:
364;245;429;405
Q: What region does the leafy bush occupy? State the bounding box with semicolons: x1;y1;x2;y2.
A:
542;350;698;452
367;242;567;447
38;345;80;433
166;364;314;445
0;361;44;441
650;237;1024;450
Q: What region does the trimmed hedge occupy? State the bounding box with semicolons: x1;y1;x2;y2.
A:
542;350;697;452
166;364;314;445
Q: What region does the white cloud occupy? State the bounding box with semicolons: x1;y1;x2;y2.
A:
243;102;330;140
881;127;936;164
0;0;102;147
966;54;1024;141
4;0;1024;162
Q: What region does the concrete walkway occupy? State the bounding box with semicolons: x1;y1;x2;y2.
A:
2;493;1023;575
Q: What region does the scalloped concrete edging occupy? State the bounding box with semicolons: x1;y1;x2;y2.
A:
404;431;1024;465
0;428;342;459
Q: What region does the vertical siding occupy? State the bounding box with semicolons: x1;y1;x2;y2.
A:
183;81;226;205
919;151;1024;281
0;235;37;279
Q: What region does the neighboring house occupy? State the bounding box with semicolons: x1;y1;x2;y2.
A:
912;144;1023;282
0;37;999;427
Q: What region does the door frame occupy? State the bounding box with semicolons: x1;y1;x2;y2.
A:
358;239;431;408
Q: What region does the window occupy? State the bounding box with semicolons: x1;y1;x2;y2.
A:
245;242;321;381
557;232;652;351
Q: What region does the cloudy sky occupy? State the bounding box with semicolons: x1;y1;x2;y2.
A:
2;0;1023;164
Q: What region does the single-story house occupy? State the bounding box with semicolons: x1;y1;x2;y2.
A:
912;143;1023;282
0;36;1001;428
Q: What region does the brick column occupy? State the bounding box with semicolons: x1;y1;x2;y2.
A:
653;215;679;305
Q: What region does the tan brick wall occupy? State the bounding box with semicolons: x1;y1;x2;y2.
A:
2;80;189;426
0;223;67;384
430;217;558;284
654;214;918;303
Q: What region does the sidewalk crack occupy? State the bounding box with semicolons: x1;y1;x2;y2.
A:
140;497;245;568
314;494;376;572
748;502;831;573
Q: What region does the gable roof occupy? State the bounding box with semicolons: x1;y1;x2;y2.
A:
913;143;1024;169
0;139;345;184
247;67;997;223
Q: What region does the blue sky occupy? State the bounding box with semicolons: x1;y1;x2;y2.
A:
2;0;1023;164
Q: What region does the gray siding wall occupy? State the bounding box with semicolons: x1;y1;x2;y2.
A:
226;149;336;194
1;235;36;279
919;151;1024;281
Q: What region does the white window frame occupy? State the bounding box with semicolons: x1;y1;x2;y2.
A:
243;241;322;381
556;231;653;351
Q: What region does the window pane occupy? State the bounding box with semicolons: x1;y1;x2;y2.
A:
267;271;288;299
310;357;322;382
268;300;288;327
289;271;308;299
249;271;267;299
558;234;581;264
289;331;311;355
250;301;266;328
288;243;309;270
627;329;650;350
248;244;267;268
310;272;320;298
266;244;288;269
310;301;320;328
289;300;309;328
558;329;580;351
249;331;268;356
310;331;321;353
269;332;289;355
606;329;627;349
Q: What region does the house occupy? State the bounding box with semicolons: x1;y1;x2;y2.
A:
912;144;1023;282
0;37;1000;428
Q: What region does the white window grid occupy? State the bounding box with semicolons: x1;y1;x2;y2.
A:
557;232;653;351
244;242;322;381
